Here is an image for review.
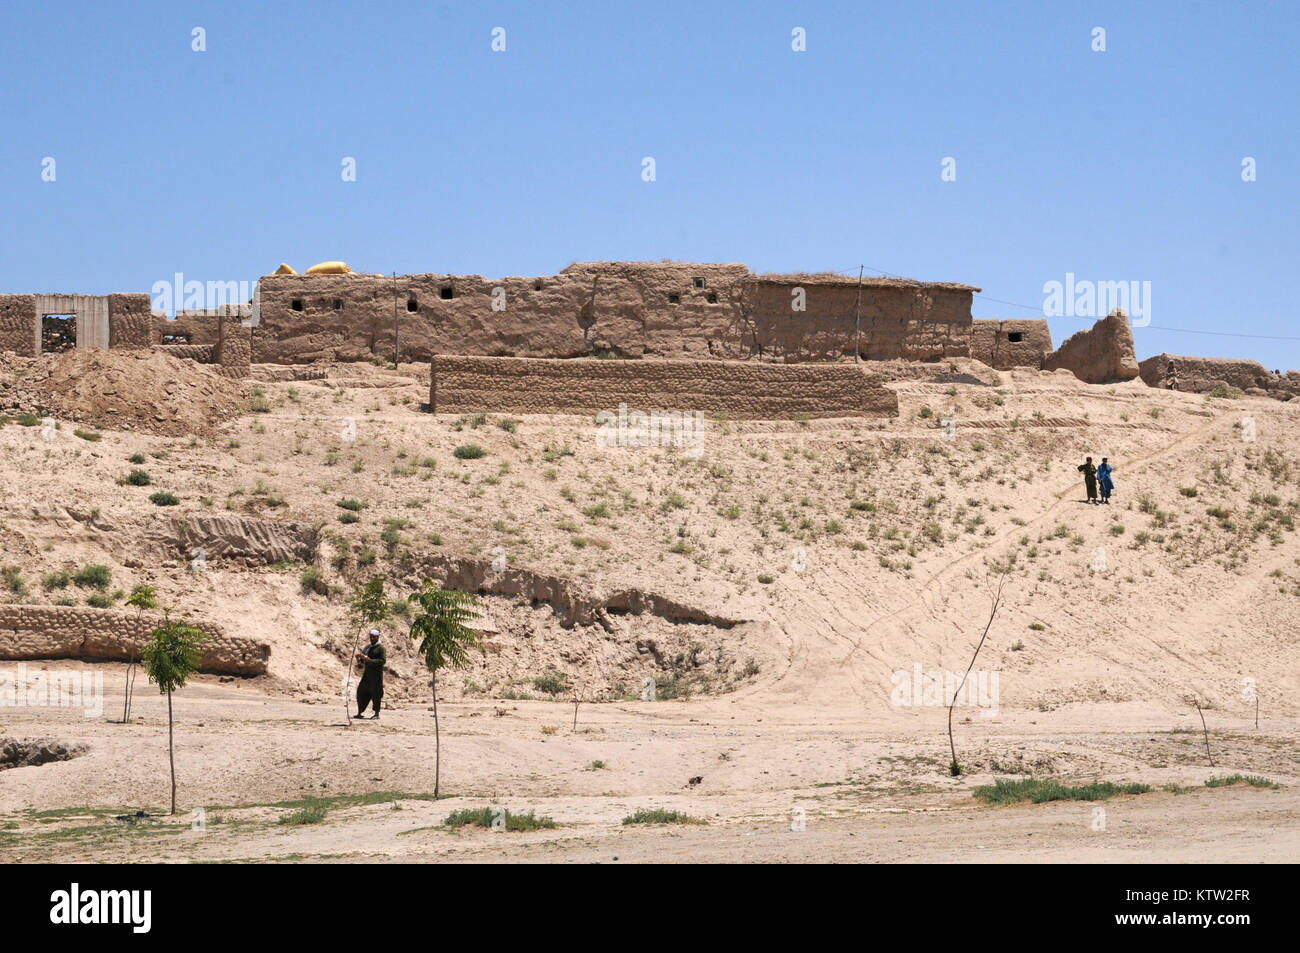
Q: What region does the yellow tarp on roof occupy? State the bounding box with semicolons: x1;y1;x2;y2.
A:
304;261;351;275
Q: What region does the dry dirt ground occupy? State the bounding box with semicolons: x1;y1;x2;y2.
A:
1;356;1297;863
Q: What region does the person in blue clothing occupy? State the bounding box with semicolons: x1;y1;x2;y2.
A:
1097;457;1115;505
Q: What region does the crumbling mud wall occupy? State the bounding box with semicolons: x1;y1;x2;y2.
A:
254;262;978;365
740;277;976;362
0;605;270;676
969;319;1053;369
214;312;251;378
107;294;154;348
157;311;223;345
1042;311;1140;383
430;355;899;419
158;515;319;566
1139;354;1300;399
0;294;37;357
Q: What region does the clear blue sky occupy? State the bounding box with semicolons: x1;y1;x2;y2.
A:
2;0;1297;367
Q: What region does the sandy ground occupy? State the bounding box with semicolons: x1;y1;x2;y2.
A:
1;356;1297;862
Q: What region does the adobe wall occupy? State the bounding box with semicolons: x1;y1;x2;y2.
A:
969;319;1053;369
429;355;899;419
0;294;37;357
107;293;154;348
214;311;251;378
254;262;978;365
1138;353;1300;399
158;311;222;345
1042;312;1140;383
0;604;270;676
740;279;975;362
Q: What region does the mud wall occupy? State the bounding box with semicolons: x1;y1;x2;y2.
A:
253;263;978;366
214;312;251;379
969;319;1053;369
740;279;974;362
430;355;898;419
158;311;222;346
1138;354;1300;399
0;294;37;357
1043;312;1140;384
107;294;154;348
0;604;270;676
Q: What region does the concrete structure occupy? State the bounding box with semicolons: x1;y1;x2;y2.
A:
0;293;152;357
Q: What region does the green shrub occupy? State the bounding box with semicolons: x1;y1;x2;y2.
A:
443;808;556;831
73;565;112;590
973;778;1150;805
337;498;365;511
454;444;486;460
42;570;71;591
149;491;180;506
124;469;151;486
622;808;705;826
2;566;26;596
86;592;114;609
757;574;775;584
532;670;570;696
300;566;328;596
338;512;361;525
128;452;146;464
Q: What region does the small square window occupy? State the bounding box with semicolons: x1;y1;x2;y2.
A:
668;293;681;304
291;299;303;312
440;286;454;300
1007;331;1024;343
533;279;543;291
333;299;343;311
407;298;418;312
692;277;706;289
706;292;718;304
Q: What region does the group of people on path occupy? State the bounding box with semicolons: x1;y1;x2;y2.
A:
1077;456;1116;505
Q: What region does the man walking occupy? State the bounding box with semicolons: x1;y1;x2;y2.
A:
1078;456;1098;504
355;629;386;720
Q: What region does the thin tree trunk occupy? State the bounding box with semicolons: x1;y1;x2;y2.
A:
167;689;177;814
1195;701;1214;766
342;628;364;726
948;572;1008;776
121;653;133;723
432;670;440;798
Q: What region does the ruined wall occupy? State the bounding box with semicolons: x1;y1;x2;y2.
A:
740;279;975;362
154;343;215;363
253;263;978;365
969;319;1053;369
214;311;251;379
158;311;222;345
107;293;154;348
430;355;898;419
0;294;36;357
1138;354;1300;399
1042;312;1140;383
0;604;270;676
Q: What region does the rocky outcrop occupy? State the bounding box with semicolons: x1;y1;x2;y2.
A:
429;355;898;419
1042;311;1140;383
161;515;320;566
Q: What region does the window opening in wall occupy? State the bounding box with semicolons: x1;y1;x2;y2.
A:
291;299;303;312
668;293;681;304
41;314;76;352
706;292;718;304
1007;331;1024;343
160;333;191;344
407;297;418;312
333;299;343;311
440;286;454;300
692;277;706;289
533;279;543;291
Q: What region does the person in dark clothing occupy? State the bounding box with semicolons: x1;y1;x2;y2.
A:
1078;457;1098;503
355;629;386;719
1097;458;1115;504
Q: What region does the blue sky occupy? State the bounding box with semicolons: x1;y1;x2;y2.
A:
2;0;1297;367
